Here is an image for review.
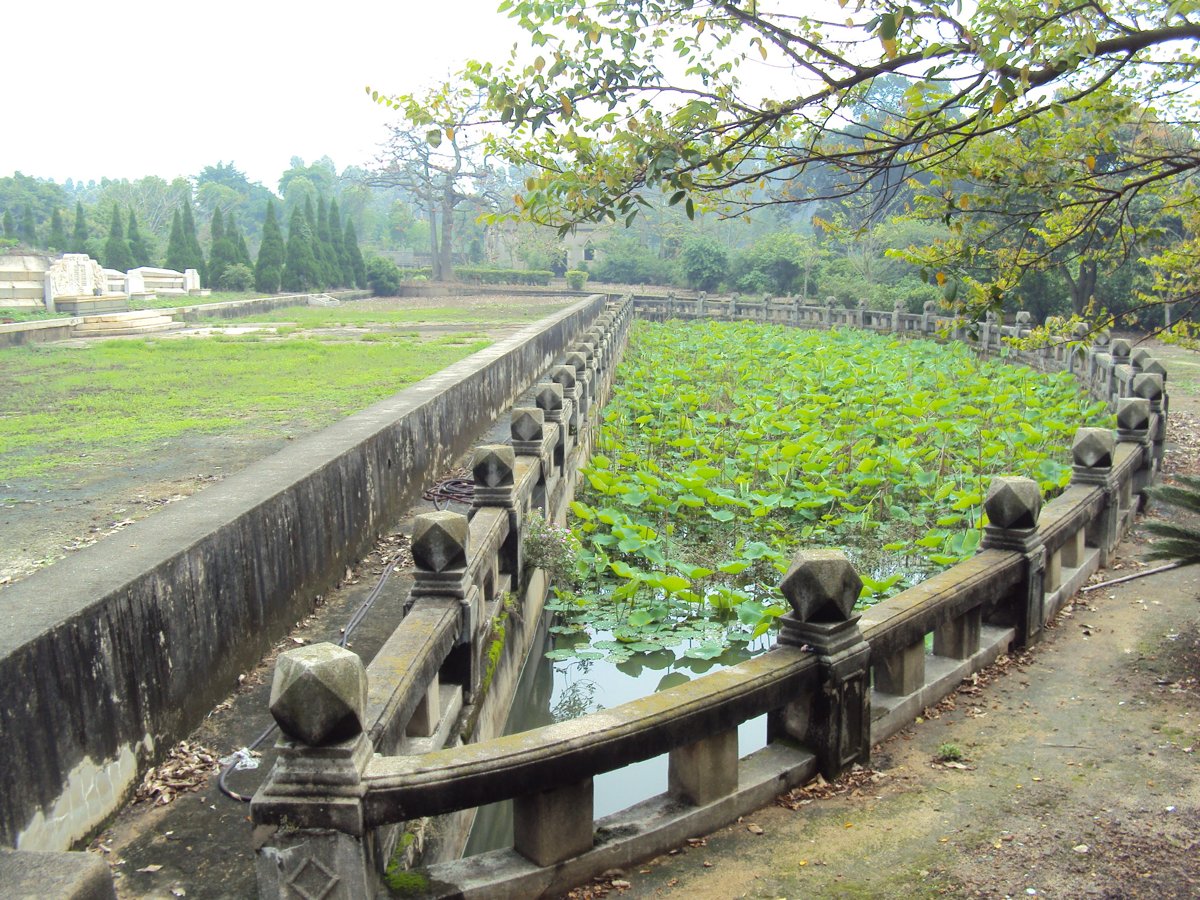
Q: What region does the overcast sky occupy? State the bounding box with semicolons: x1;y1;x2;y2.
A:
3;0;521;191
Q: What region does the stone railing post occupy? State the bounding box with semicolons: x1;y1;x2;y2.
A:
473;444;519;579
254;644;376;900
770;550;871;779
511;406;546;456
1071;427;1119;567
1117;397;1153;505
979;476;1046;646
535;381;568;470
728;292;739;318
892;299;905;332
822;295;836;327
410;511;478;695
1132;372;1166;472
922;299;937;334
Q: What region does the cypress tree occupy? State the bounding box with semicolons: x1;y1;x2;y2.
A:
166;208;188;272
208;208;233;289
228;213;252;267
2;211;15;239
329;199;351;286
282;206;320;292
254;201;285;293
344;220;366;289
315;197;337;288
127;210;152;267
70;201;89;253
20;205;37;246
49;208;67;250
103;203;134;271
181;203;205;283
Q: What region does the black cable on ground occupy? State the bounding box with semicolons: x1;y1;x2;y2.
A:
423;476;475;509
217;554;404;802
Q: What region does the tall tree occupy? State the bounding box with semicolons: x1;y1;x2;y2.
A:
70;201;89;254
328;198;351;286
228;213;252;268
208;207;236;289
255;201;285;293
343;219;366;288
282;206;321;292
103;203;134;272
2;211;14;240
48;208;67;251
181;202;205;283
165;208;187;272
369;82;499;280
126;209;152;267
408;0;1200;316
19;205;37;246
315;197;338;287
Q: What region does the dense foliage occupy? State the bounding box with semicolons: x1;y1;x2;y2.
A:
551;321;1110;664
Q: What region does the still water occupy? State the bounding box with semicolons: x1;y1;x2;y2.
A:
464;619;770;856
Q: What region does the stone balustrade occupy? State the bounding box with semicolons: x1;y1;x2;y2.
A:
250;293;1164;899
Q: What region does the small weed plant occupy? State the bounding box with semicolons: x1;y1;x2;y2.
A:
523;512;581;588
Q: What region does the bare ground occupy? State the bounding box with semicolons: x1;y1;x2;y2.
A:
0;292;572;590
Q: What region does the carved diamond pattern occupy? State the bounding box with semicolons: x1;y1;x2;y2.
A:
285;857;340;900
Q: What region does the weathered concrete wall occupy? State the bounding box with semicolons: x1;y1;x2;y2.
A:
172;290;371;321
0;294;607;852
0;318;79;347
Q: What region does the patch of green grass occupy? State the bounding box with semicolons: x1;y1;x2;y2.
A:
0;333;490;480
132;291;268;310
0;307;66;322
198;303;562;328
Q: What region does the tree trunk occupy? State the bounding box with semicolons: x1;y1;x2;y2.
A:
439;188;455;281
428;206;440;280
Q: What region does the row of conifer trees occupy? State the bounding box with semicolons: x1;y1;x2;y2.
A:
3;197;366;294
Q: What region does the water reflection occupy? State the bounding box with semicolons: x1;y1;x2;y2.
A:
464;621;768;856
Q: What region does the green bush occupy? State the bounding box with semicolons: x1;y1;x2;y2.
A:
565;269;589;291
366;256;402;296
455;266;553;286
591;235;673;285
218;264;254;291
678;235;728;291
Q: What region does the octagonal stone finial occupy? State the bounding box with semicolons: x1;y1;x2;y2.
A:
1132;372;1164;402
1109;338;1131;361
778;549;863;624
565;351;588;377
1092;329;1111;348
411;510;469;573
535;381;564;412
1015;310;1034;326
1071;321;1091;340
1131;347;1153;368
511;406;545;442
1117;397;1151;432
270;643;367;746
472;444;515;488
550;365;577;392
1142;357;1167;378
983;477;1042;531
1072;427;1116;469
923;300;937;314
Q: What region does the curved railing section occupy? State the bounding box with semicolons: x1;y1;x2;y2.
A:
250;293;1166;899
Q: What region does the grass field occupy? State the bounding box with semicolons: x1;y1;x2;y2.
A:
0;331;489;479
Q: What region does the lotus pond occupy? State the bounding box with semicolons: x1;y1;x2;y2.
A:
549;319;1111;665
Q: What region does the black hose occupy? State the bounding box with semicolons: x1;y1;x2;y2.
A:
217;553;403;802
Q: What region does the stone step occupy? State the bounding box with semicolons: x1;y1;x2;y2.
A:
72;321;177;337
